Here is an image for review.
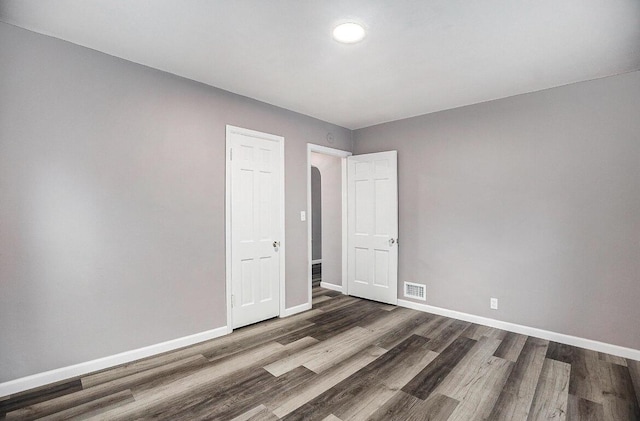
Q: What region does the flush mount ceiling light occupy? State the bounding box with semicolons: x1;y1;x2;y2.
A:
332;22;366;44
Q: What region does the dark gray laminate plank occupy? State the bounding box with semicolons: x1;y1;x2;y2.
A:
275;309;382;345
546;341;576;364
599;361;637;402
128;354;213;395
411;393;459;421
412;315;451;339
460;322;483;339
160;366;315;421
598;360;640;419
567;395;605;421
461;323;507;341
568;347;603;404
368;390;458;421
424;319;470;353
37;389;135;421
283;334;436;421
265;326;372;377
301;300;388;342
527;358;571;421
92;337;317;420
598;352;627;367
433;337;512;421
374;311;434;350
5;355;207;421
365;390;423;421
401;336;476;400
601;396;640;420
269;308;421;378
628;358;640;408
312;295;359;312
312;295;333;305
487;336;549;421
276;301;391;346
232;404;279;421
276;324;331;345
547;342;603;404
478;324;508;340
202;318;314;361
270;345;386;418
131;367;275;421
311;287;340;299
0;379;83;415
308;299;380;326
494;331;528;362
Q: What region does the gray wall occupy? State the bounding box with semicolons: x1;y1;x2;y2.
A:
354;70;640;350
311;166;322;261
310;152;343;286
0;23;352;383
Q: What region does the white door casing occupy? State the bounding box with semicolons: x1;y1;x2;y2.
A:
226;125;284;329
347;151;398;304
306;144;352;302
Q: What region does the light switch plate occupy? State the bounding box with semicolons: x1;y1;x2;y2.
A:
300;211;306;221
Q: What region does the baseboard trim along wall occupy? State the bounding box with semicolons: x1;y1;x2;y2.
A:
0;325;231;397
280;302;312;318
3;301;315;397
397;299;640;361
319;282;343;293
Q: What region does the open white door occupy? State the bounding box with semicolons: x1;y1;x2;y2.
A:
347;151;398;305
227;126;284;329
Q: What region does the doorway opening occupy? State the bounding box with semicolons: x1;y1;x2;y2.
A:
311;166;322;288
307;144;351;306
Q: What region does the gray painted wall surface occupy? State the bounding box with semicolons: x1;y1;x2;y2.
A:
311;166;322;261
0;23;352;383
310;153;343;286
354;71;640;350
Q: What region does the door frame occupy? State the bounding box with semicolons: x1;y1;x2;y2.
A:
307;144;352;303
226;125;286;330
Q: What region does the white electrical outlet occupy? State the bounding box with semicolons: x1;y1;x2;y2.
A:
490;297;498;310
300;211;306;221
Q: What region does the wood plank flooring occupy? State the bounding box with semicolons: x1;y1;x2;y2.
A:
312;263;321;288
1;287;639;420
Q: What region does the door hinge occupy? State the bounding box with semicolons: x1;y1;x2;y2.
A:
231;294;235;308
230;148;233;161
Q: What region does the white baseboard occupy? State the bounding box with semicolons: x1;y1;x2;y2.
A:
0;325;230;398
311;259;322;265
280;302;312;318
397;299;640;361
320;282;343;293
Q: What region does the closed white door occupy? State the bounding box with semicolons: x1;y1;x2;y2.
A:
347;151;398;304
227;126;283;328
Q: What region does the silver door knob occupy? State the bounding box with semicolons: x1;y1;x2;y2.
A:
273;241;280;248
389;238;395;246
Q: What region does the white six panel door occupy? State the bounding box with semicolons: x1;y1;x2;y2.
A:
347;151;398;305
228;127;282;328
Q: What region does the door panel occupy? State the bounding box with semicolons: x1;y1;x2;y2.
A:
347;151;398;304
229;127;282;328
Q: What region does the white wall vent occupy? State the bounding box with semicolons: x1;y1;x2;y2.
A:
404;282;426;301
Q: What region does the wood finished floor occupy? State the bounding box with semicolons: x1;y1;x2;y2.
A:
2;287;639;420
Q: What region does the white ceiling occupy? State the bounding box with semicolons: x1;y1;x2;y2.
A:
1;1;639;129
